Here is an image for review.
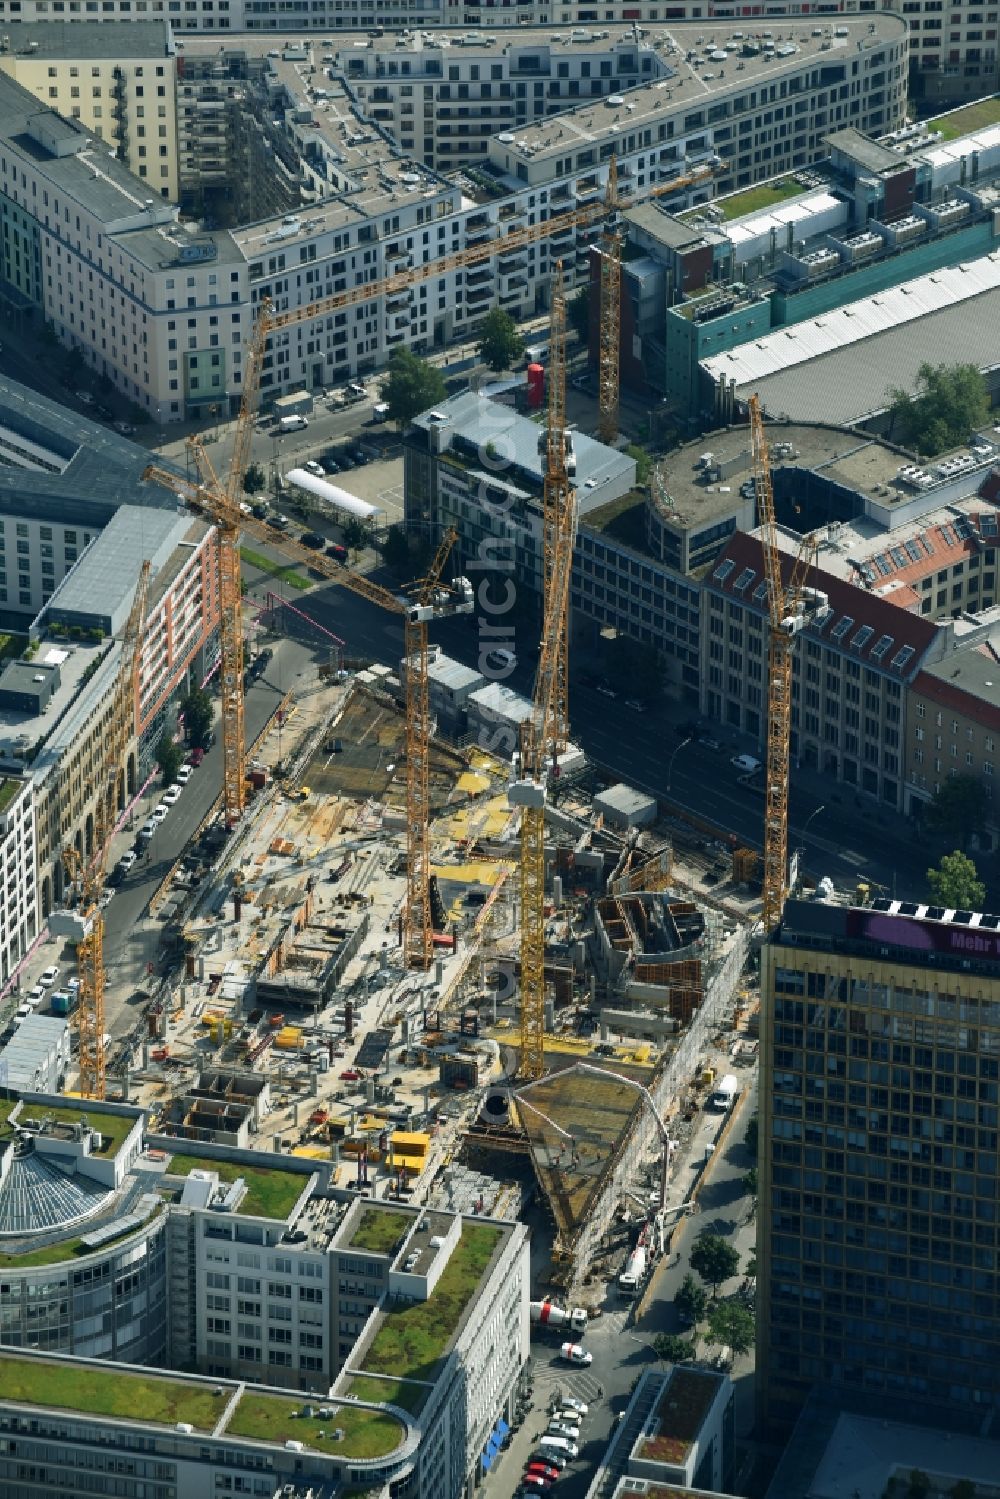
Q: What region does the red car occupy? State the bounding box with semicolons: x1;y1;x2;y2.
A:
526;1462;560;1482
189;746;205;766
339;1068;361;1081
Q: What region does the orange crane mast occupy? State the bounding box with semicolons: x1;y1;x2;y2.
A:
63;560;150;1099
750;394;825;930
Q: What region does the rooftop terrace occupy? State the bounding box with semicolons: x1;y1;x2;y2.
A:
348;1205;413;1255
226;1390;406;1462
637;1367;722;1465
19;1099;140;1158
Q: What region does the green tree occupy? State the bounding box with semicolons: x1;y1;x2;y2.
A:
689;1234;740;1298
705;1299;755;1357
181;685;214;751
476;307;524;373
926;772;989;849
156;732;182;785
381;524;412;577
243;463;266;495
907;1473;931;1499
887;361;989;457
343;518;368;554
652;1332;695;1364
742;1166;758;1197
568;286;591;345
927;849;986;910
745;1247;757;1278
378;347;446;431
744;1113;759;1156
674;1273;708;1326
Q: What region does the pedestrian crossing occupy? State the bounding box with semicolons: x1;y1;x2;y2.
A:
533;1361;604;1404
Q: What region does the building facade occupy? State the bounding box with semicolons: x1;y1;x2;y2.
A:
759;896;1000;1433
0;22;180;201
0;775;36;988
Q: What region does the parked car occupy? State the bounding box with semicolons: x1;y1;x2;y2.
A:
119;850;138;873
596;682;617;699
340;1068;361;1081
152;803;170;824
99;889;115;910
624;698;647;713
521;1477;553;1492
304;460;325;478
113;419;136;435
559;1342;592;1366
546;1422;580;1441
268;513;291;531
301;531;324;550
731;753;762;773
189;747;205;767
75;390;95;405
163;783;183;805
527;1460;562;1481
325;542;348;562
39;966;60;988
139;819;157;841
175;765;192;785
557;1397;588;1416
251;502;270;520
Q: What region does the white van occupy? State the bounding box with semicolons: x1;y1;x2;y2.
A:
372;401;390;423
709;1073;739;1111
278;414;309;433
538;1435;579;1459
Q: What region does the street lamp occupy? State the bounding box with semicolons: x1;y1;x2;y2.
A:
666;737;692;793
796;803;826;853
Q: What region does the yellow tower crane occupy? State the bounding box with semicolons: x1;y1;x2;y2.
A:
146;452;472;967
509;261;577;1081
750;394;825;931
63;560;151;1099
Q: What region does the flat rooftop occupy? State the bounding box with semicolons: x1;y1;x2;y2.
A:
164;1151;312;1221
918;635;1000;730
492;15;906;164
345;1221;508;1410
0;20;171;58
48;506;190;625
0;1351;411;1462
637;1366;723;1464
0;639;119;760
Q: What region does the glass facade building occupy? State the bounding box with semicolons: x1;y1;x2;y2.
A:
759;898;1000;1433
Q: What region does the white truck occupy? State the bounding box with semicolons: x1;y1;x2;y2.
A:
530;1299;588;1333
618;1245;647;1296
278;413;309;433
709;1072;740;1111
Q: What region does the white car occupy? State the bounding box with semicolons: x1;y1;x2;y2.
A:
558;1397;589;1416
732;753;762;774
119;850;138;873
98;889;115;910
547;1421;580;1441
152;803;170;824
175;765;193;785
559;1342;593;1366
163;783;183;805
304;460;326;478
39;966;60;988
139;819;157;841
485;647;516;673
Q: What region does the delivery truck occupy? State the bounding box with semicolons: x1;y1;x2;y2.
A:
618;1245;647;1296
530;1299;588;1333
709;1073;739;1111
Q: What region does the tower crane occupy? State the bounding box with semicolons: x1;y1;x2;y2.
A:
750;394;825;931
63;560;150;1100
145;454;472;967
509;261;577;1081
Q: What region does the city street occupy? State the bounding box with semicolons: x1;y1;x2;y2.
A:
257;571;938;905
484;1077;759;1499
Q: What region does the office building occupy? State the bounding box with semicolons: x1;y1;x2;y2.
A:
0;22;180;201
759;895;1000;1432
0;775;36;988
0;1090;529;1499
905;612;1000;829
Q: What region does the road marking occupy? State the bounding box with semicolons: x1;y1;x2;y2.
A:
837;850;867;866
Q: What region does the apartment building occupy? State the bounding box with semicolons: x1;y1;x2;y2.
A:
904;613;1000;831
0;1095;529;1499
0;774;36;988
0;22;180;201
332;28;668;173
759;896;1000;1434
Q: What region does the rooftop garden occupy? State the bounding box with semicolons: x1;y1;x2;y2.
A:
226;1391;406;1461
0;779;22;814
930;95;1000;140
167;1152;307;1220
26;1101;138;1156
715;177;802;220
637;1368;719;1466
0;1095;19;1138
0;1355;227;1430
357;1224;502;1385
342;1374;430;1418
349;1207;410;1256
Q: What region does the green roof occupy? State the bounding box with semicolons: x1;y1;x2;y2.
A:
0;1095;18;1139
357;1224;503;1384
0;1355;227;1430
26;1100;139;1156
929;95;1000;140
167;1152;307;1220
0;1211;163;1270
348;1207;411;1255
0;778;22;813
715;177;802;220
225;1391;406;1460
343;1374;430;1417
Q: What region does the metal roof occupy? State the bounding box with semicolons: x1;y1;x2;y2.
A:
47;506;189;630
0;20;171;59
702;252;1000;425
